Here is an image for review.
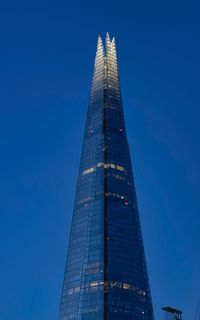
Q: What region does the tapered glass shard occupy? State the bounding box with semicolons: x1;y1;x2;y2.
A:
58;34;154;320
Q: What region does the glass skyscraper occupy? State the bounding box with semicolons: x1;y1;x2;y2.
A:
58;33;154;320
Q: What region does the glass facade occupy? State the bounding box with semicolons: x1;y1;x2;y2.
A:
58;33;154;320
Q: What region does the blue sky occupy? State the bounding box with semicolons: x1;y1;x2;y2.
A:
0;0;200;319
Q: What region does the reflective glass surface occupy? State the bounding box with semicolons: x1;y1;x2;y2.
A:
58;34;154;320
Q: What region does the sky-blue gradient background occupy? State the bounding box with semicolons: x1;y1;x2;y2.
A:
0;1;200;319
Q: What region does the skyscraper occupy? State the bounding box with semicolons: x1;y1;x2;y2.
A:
58;33;154;320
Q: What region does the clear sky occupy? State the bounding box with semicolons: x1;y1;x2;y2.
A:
0;0;200;319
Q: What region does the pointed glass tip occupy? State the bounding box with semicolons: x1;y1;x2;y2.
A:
97;35;102;42
106;32;111;41
105;32;115;45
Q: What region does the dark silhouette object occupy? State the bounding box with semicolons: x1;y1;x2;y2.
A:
196;298;200;320
162;306;182;320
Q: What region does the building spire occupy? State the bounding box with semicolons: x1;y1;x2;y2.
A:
106;32;112;55
58;33;154;320
106;32;111;43
94;35;104;67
